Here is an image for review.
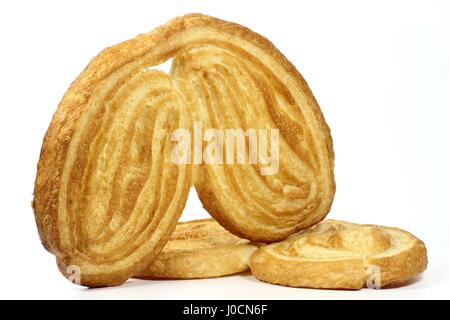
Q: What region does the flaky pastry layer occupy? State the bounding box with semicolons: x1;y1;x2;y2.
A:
135;219;258;279
249;220;427;289
33;14;334;286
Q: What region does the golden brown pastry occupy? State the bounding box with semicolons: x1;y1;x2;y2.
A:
249;220;427;289
171;15;335;243
136;219;258;279
34;69;192;287
33;13;334;287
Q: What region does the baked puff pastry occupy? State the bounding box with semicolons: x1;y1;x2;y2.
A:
33;13;334;286
171;15;335;242
34;69;192;287
249;220;427;289
136;219;258;279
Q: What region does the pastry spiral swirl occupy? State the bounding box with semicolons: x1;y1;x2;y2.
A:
171;15;335;242
136;219;258;279
249;220;427;289
36;69;192;287
33;14;334;286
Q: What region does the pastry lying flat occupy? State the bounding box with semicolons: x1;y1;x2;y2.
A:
33;13;334;287
249;220;427;289
136;219;258;279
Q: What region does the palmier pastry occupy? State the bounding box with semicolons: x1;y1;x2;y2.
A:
34;69;192;287
171;15;335;242
249;220;427;289
33;13;334;287
136;219;258;279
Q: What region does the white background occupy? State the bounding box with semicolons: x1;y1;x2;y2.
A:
0;0;449;299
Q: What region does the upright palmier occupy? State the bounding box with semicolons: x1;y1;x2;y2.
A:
33;14;335;286
171;15;335;242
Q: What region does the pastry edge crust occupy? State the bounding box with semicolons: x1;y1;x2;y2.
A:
249;220;428;289
136;243;257;279
135;219;258;279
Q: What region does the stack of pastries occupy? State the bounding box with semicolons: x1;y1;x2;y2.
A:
33;14;427;288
